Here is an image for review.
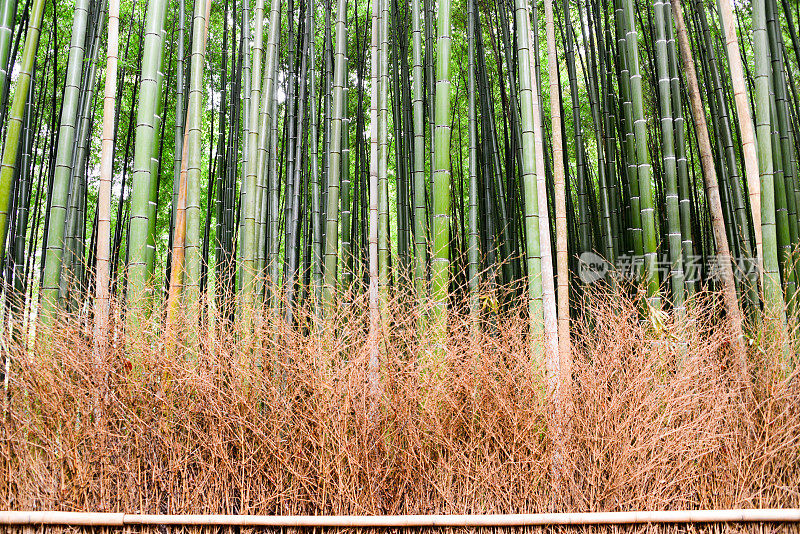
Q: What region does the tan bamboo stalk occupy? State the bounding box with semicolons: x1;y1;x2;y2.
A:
544;0;569;398
94;0;121;352
165;0;212;333
3;510;800;527
544;0;570;492
367;0;381;402
165;128;190;331
671;0;747;382
717;0;763;283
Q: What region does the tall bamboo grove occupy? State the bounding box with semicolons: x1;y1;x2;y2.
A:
0;0;795;390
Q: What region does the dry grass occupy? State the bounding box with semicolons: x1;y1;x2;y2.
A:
1;285;799;524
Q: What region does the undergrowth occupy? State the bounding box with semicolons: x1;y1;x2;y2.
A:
1;285;798;517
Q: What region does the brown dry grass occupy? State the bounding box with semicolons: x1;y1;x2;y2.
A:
1;285;799;525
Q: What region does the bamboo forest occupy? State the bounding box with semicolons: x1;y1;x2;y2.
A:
2;0;800;371
3;0;800;363
2;0;800;513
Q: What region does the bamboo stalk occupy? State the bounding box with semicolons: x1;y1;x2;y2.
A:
429;0;453;361
322;0;348;317
512;0;543;341
466;0;477;323
95;0;121;351
38;0;90;320
127;0;169;323
671;0;747;382
717;0;763;283
3;510;799;526
367;0;381;401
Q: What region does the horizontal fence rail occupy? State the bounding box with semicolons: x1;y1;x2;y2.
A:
1;511;800;527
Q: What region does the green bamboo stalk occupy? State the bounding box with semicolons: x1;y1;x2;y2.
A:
390;0;407;279
145;24;169;287
423;0;433;198
258;0;282;308
466;0;478;323
411;0;427;309
378;0;389;321
599;7;622;261
0;0;17;105
39;0;90;320
614;0;643;261
283;5;311;325
767;0;799;303
309;0;323;308
753;0;783;312
323;0;348;318
62;8;103;307
11;72;42;338
624;0;660;306
0;0;44;282
234;0;247;295
183;0;212;328
322;0;332;240
396;0;413;282
429;0;452;360
654;0;685;310
127;0;168;323
582;0;614;263
240;0;267;315
341;73;352;288
562;0;590;255
474;12;514;288
170;0;186;291
768;85;794;300
513;0;543;342
9;67;35;327
266;82;281;305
